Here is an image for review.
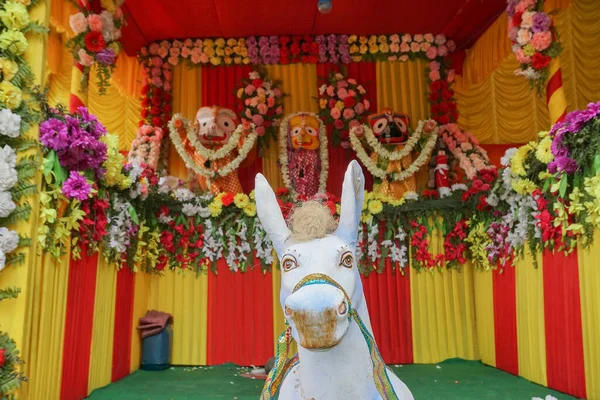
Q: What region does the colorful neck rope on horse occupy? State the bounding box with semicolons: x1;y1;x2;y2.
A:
260;273;399;400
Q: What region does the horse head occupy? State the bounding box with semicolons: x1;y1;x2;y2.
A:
255;161;365;350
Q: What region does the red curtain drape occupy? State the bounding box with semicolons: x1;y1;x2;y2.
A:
206;256;274;365
316;62;376;198
111;267;136;382
493;266;518;375
361;259;413;364
60;250;99;400
542;250;587;398
201;65;263;193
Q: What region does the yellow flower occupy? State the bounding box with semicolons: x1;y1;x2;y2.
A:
0;58;18;81
379;43;389;53
210;56;221;65
224;47;233;56
369;44;379;54
101;134;131;188
359;36;368;44
204;46;215;56
224;56;233;65
538;171;554;180
349;44;359;54
40;207;57;223
352;55;363;62
237;87;244;99
0;1;30;30
227;38;237;47
368;200;383;215
348;35;357;44
538;130;549;138
0;81;21;109
216;47;225;56
108;42;121;54
215;38;226;47
359;44;368;54
535;136;554;164
510;143;533;176
249;190;255;200
389;198;405;207
319;98;328;109
368;35;377;45
204;39;214;47
234;193;250;208
335;100;344;110
512;178;537;195
523;44;535;56
361;213;373;224
377;35;387;44
232;45;241;54
238;38;246;46
100;0;116;13
568;187;585;215
208;201;222;217
242;57;251;64
0;30;27;55
243;203;256;217
234;56;242;64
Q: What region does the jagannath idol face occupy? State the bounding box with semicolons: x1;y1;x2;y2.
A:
368;108;410;144
195;106;238;145
289;114;320;151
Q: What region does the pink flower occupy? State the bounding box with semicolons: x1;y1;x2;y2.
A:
326;85;335;96
447;40;456;52
390;43;400;53
160;40;171;50
245;84;256;95
349;120;361;129
184;39;193;47
388;55;398;61
426;46;438;59
447;69;456;83
410;42;421;52
515;48;532;64
172;40;183;48
347;78;357;85
424;33;434;43
149;43;160;55
200;53;209;63
151;67;161;77
244;98;251;106
337;80;349;89
508;27;519;41
273;88;283;97
256;126;266;136
267;96;275;107
334;119;345;129
347;89;357;97
400;42;410;52
337;88;348;99
140;47;149;57
151;57;163;67
69;12;88;34
399;54;409;62
521;11;535;28
181;47;191;58
429;61;441;71
343;108;355;119
429;70;441;81
354;102;365;115
252;114;264;126
424;120;437;132
531;31;552;51
195;39;203;47
363;99;370;110
434;34;446;45
77;49;94;66
276;106;283;115
340;140;350;149
414;34;424;42
164;82;171;92
170;47;181;57
190;52;201;64
401;34;412;42
243;110;251;120
330;107;341;120
257;103;268;115
151;76;163;87
249;97;259;107
158;48;168;58
390;34;400;43
88;14;104;32
168;56;178;66
420;42;431;52
460;142;473;151
357;85;366;95
438;45;448;56
517;29;532;46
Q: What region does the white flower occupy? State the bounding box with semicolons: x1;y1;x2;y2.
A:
182;203;198;217
174;188;194;202
0;108;21;138
0;191;15;217
451;183;468;192
531;396;557;400
438;187;451;198
0;227;18;253
0;249;5;272
100;10;115;40
404;191;419;201
486;193;499;207
158;214;173;224
0;159;17;191
0;145;16;168
515;67;541;81
501;148;518;167
197;206;211;218
248;71;260;80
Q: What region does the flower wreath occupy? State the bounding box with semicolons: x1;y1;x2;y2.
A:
279;112;329;194
168;114;258;179
349;120;439;182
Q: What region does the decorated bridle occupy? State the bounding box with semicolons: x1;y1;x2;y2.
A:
260;273;399;400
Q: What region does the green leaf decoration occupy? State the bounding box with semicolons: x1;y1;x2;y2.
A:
0;287;20;302
128;205;139;224
559;173;568;198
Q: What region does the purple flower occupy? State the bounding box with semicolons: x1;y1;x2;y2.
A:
246;36;257;46
96;48;116;65
258;36;269;47
549;156;578;174
62;171;92;201
58;135;107;172
506;0;518;17
40;118;69;151
76;107;98;124
531;13;551;33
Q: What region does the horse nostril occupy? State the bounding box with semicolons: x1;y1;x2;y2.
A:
285;306;293;316
338;301;347;315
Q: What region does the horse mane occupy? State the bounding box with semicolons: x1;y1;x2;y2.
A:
289;201;337;242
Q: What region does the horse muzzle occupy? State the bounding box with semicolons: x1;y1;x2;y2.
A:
284;284;350;350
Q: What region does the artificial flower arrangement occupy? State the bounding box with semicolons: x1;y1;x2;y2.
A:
68;0;125;95
235;69;285;155
507;0;562;93
437;124;493;180
318;69;371;147
128;124;164;171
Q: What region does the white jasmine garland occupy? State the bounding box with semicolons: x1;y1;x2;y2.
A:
0;227;18;253
0;191;15;217
362;120;425;161
278;112;329;194
0;108;21;138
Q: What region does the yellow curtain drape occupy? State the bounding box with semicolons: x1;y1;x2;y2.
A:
455;0;600;144
473;271;496;367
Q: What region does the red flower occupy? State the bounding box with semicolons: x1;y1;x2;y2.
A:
252;79;263;88
276;187;289;197
164;104;172;113
152;96;162;106
160;231;174;252
141;109;148;118
152;117;162;126
163;93;172;102
334;119;345;129
343;96;356;108
279;36;291;45
150;106;161;116
0;348;6;368
325;200;337;215
439;102;450;113
422;189;439;199
429;92;440;103
141;98;151;107
441;88;454;100
328;98;337;109
531;52;551;70
142;85;150;95
479;168;498;184
439;114;450;125
290;43;301;56
220;193;235;206
431;104;440;115
512;11;523;27
84;31;106;52
430;81;442;92
476;194;489;211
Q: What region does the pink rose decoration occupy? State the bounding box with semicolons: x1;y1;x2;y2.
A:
424;34;434;43
390;43;400;53
330;107;341;120
267;96;275;107
195;39;203;47
390;34;400;43
438;45;448;56
531;31;552;51
256;126;266;136
276;106;283;115
170;47;181;57
77;49;94;67
164;82;171;92
430;61;441;71
326;85;335;96
521;11;535;28
190;52;201;64
363;99;370;110
244;98;251;106
421;42;431;52
249;97;259;107
388;55;398;61
257;103;269;115
401;34;412;42
347;89;357;97
168;56;178;66
347;78;357;85
337;88;348;99
515;48;532;64
172;40;183;48
151;67;161;77
517;29;532;46
151;57;163;67
447;40;456;52
508;27;519;41
149;43;160;55
151;76;163;87
245;84;256;95
515;2;528;13
337;80;349;89
343;108;355;120
400;42;410;52
69;12;88;34
273;88;283;97
354;102;365;115
88;14;104;32
184;39;193;47
429;70;441;81
200;54;210;63
410;42;421;52
160;40;171;49
158;48;169;58
334;119;345;129
399;54;409;62
349;120;361;129
460;142;473;152
426;46;438;60
252;114;264;126
434;34;446;45
357;85;366;95
414;34;424;42
181;47;191;58
424;120;437;132
447;69;456;84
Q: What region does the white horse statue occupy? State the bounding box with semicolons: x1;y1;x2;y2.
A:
255;161;414;400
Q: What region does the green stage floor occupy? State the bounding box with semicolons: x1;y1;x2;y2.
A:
88;359;576;399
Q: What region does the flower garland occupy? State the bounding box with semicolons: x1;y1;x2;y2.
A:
278;112;329;194
67;0;125;95
317;69;371;146
168;115;258;179
128;125;164;171
507;0;562;93
438;123;493;179
360;119;430;161
236;69;285;155
350;120;439;182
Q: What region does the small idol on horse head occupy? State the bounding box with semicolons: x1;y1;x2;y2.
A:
255;161;414;400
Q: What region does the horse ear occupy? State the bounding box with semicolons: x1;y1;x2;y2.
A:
335;160;365;248
255;173;291;256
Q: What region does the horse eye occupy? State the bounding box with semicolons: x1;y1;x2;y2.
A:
281;255;298;272
340;252;353;268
